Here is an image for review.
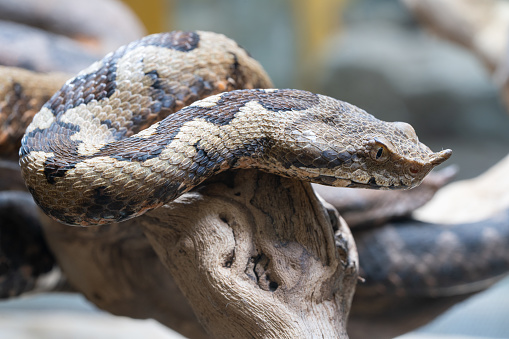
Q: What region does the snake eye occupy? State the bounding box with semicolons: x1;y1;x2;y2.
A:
370;143;389;162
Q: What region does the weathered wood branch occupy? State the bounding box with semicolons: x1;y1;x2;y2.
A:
415;153;509;223
41;214;209;339
42;169;357;338
140;170;357;338
402;0;509;71
403;0;509;108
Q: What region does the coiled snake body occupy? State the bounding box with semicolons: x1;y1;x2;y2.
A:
19;31;451;226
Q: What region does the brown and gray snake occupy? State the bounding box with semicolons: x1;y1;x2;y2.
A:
18;30;452;226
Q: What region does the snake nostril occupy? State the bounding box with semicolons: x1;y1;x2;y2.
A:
409;166;419;175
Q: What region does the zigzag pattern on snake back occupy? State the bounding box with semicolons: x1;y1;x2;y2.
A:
19;30;452;226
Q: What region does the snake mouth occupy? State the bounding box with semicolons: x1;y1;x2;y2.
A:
346;177;408;190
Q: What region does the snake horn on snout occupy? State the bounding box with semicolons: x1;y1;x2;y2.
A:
430;149;453;165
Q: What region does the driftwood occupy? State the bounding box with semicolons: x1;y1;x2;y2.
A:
402;0;509;71
41;215;208;339
402;0;509;108
415;153;509;223
42;170;358;338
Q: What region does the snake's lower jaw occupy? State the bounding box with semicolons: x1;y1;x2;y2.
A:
346;178;409;190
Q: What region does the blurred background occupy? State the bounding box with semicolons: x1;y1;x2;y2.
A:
1;0;508;338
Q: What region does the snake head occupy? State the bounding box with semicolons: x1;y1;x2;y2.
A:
347;127;452;189
270;96;452;190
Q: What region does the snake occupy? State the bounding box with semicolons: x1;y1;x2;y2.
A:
18;30;452;226
354;207;509;298
0;66;71;158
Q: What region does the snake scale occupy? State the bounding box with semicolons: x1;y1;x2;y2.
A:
18;30;452;226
